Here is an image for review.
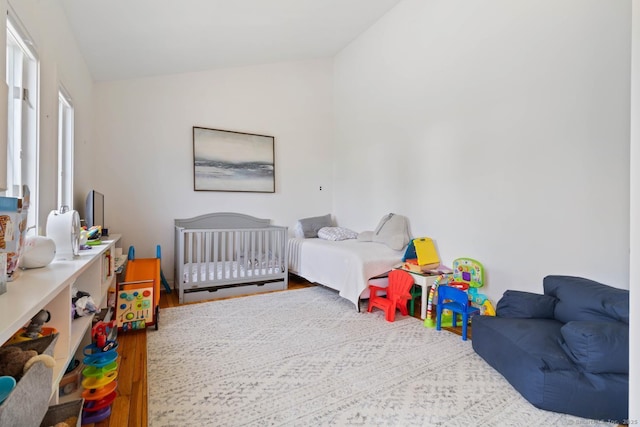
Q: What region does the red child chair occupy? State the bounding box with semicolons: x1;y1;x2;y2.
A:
367;269;415;322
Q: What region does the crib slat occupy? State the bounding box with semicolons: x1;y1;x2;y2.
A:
186;232;194;284
260;230;272;274
242;230;249;274
212;231;218;282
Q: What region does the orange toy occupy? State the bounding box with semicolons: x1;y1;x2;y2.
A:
81;379;118;400
116;245;162;331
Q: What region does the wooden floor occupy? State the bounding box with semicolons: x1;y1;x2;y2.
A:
91;276;313;427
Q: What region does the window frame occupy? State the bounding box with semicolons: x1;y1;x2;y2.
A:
58;85;73;210
5;8;40;231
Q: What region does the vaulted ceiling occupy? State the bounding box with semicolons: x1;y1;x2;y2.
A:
60;0;402;82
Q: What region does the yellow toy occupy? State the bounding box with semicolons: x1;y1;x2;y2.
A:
468;288;496;316
483;300;496;316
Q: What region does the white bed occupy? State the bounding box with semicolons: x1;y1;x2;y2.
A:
287;237;405;310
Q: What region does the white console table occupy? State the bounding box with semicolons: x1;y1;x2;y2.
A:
0;235;121;404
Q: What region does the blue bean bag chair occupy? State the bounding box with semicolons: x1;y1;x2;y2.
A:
472;275;628;422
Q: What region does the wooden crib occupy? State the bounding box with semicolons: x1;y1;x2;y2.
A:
174;212;288;303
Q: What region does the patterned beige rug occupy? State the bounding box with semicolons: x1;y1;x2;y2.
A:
147;286;615;426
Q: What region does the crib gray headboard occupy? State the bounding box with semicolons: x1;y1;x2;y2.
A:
174;212;271;229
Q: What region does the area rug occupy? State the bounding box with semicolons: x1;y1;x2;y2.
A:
147;286;614;426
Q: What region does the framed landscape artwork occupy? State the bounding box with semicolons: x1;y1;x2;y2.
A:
193;127;275;192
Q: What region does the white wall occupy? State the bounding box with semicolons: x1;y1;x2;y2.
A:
333;0;631;302
629;0;639;421
92;59;334;276
12;0;634;418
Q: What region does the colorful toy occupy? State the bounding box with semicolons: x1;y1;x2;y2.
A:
424;273;452;328
81;370;118;390
81;379;117;400
482;300;496;316
402;237;440;272
81;320;119;425
23;309;51;339
83;321;117;359
85;225;102;241
115;245;162;331
92;321;116;352
450;257;484;288
82;361;117;379
8;309;57;343
424;257;495;328
82;346;118;368
413;237;440;268
0;376;16;404
82;406;112;424
468;288;496;316
82;391;117;413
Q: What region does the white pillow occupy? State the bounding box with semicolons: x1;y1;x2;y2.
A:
317;227;358;241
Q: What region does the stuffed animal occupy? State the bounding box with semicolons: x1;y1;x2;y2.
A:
52;417;78;427
0;346;37;380
23;354;56;372
0;346;56;381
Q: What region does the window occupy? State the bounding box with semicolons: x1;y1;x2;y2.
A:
5;11;39;231
58;87;73;209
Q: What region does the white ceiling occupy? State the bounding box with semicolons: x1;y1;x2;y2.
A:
60;0;402;82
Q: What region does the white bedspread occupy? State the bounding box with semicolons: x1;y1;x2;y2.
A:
287;238;404;308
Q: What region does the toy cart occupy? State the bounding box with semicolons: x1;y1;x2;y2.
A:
115;245;162;331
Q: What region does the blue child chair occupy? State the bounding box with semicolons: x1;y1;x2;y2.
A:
436;285;480;340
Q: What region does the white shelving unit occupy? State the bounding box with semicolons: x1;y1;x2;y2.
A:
0;234;121;404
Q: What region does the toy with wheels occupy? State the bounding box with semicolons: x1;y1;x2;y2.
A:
115;245;162;331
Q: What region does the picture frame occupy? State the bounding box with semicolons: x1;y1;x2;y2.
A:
193;127;275;193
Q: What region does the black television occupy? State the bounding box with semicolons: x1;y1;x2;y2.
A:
85;190;105;235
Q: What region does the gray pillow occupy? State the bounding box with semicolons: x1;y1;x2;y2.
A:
296;214;332;238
